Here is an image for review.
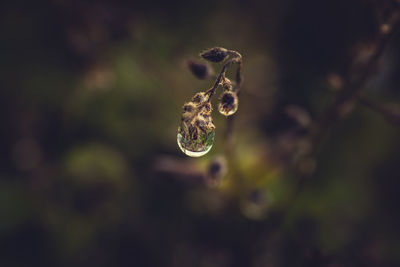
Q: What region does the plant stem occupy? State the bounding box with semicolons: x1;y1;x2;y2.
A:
205;50;242;101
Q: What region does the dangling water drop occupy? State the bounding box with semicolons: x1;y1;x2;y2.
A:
177;91;215;157
177;123;214;157
218;91;238;116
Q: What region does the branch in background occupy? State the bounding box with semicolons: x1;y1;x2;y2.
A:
311;9;400;147
359;96;400;124
277;5;400;225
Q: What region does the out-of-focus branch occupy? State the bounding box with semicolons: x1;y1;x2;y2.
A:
359;96;400;124
311;10;400;147
312;10;400;148
278;5;400;224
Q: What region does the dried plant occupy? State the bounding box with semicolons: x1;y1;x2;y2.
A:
177;47;243;157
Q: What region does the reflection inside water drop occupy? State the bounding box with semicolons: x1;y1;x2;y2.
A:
218;91;238;116
177;130;214;157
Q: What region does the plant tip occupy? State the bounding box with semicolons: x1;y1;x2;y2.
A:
200;47;229;63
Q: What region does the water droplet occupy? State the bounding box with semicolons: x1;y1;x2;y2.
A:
218;91;238;116
177;125;214;157
218;103;238;116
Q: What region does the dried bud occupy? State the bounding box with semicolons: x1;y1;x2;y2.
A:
284;105;311;128
181;112;192;122
192;92;207;104
326;73;344;91
206;155;227;187
187;60;213;79
240;189;271;220
218;91;238;116
200;47;229;63
249;190;264;204
222;79;233;91
380;24;390;35
199;114;214;129
200;102;212;114
183;102;196;113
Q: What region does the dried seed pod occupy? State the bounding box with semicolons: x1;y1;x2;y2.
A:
192;92;207;104
187;60;213;79
218;91;239;116
183;102;196;113
200;47;229;63
199;102;212;114
222;78;233;91
181;112;192;122
284;105;311;128
206;155;227;187
177;47;243;157
177;92;215;157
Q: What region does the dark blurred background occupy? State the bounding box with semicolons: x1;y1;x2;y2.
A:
1;0;400;266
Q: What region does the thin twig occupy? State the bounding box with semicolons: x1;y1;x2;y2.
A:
205;51;242;101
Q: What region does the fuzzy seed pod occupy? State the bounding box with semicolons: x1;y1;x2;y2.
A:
183;102;196;113
201;113;210;119
187;60;213;79
200;47;229;63
218;91;239;116
222;79;233;91
178;47;243;157
181;112;192;122
199;102;212;114
177;91;215;157
192;92;207;104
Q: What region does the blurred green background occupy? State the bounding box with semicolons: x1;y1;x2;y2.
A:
1;0;400;266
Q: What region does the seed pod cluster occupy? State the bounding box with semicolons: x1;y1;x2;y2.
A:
177;47;242;157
